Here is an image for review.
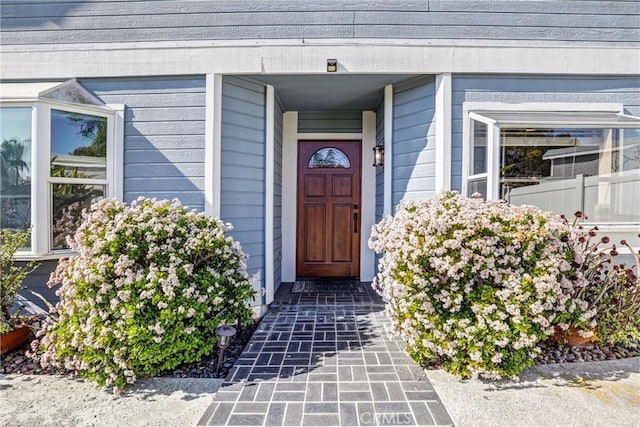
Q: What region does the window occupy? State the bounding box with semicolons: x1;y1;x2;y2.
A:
467;120;489;198
0;80;123;257
463;104;640;240
50;109;108;250
308;147;351;168
0;108;32;249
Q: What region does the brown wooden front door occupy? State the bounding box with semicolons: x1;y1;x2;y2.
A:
297;140;361;278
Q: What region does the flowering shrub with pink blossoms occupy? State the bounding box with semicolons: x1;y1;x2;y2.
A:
369;192;594;379
33;197;255;390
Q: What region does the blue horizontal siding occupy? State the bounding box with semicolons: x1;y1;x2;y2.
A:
18;261;58;310
392;77;436;207
273;92;284;292
451;75;640;192
2;1;637;45
375;99;385;222
126;135;203;150
125;150;204;165
221;76;266;305
81;76;206;212
298;111;363;133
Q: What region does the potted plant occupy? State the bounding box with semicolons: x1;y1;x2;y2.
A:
0;228;38;354
559;213;640;347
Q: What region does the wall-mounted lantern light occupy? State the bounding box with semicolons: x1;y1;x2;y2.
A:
373;145;385;167
327;59;337;72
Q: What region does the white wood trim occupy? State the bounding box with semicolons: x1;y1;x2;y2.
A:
461;104;475;197
469;112;497;125
296;133;364;140
6;38;634;51
0;81;63;100
13;253;77;262
1;96;114;118
107;104;125;200
435;73;452;192
465;102;624;114
361;111;376;282
487;123;501;200
281;112;378;282
281;112;298;282
383;84;393;216
264;85;275;304
31;103;49;256
31;99;113;116
205;74;223;217
38;103;52;255
48;177;107;186
2;44;637;78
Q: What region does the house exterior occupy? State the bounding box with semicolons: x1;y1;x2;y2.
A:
1;1;639;313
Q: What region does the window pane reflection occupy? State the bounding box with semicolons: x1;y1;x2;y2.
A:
468;178;487;199
51;109;107;179
503;127;640;222
51;183;104;250
472;120;487;175
308;147;350;168
0;107;32;245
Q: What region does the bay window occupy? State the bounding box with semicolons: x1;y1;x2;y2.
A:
463;103;640;248
0;80;123;257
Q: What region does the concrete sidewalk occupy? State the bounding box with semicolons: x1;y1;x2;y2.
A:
0;375;223;427
427;357;640;427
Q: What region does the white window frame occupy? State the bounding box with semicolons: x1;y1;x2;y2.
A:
1;98;123;259
462;102;640;248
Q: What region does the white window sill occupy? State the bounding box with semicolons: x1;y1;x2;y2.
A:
13;252;75;262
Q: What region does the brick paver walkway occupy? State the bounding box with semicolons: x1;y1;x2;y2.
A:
198;284;453;426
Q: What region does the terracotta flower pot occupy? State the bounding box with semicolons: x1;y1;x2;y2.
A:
552;326;592;347
0;325;33;355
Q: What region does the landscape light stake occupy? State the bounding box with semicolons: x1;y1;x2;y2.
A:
215;324;237;377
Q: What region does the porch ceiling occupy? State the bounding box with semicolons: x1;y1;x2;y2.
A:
250;74;420;111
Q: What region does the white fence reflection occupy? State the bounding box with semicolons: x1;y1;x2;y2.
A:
507;170;640;223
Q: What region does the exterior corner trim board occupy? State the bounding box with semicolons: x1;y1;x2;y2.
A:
281;111;298;283
383;85;393;217
264;85;275;304
435;73;452;192
360;110;377;282
205;74;223;218
106;104;125;201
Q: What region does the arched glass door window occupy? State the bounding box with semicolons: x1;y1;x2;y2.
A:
308;147;351;168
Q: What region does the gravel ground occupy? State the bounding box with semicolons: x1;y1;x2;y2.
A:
0;321;258;379
535;340;639;364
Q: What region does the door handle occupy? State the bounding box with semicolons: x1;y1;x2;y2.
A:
353;212;359;233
